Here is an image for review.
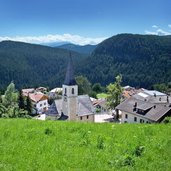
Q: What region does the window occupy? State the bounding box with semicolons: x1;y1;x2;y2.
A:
72;88;74;94
44;102;46;105
40;104;42;107
134;117;137;122
125;114;128;119
140;119;144;123
87;115;89;119
80;116;82;120
65;88;67;95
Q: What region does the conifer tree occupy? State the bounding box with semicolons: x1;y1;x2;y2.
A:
26;96;32;115
18;90;25;109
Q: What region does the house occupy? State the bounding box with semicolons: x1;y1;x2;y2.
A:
116;90;171;123
45;55;95;122
22;88;35;96
28;92;49;114
92;99;108;113
122;86;144;99
48;87;62;99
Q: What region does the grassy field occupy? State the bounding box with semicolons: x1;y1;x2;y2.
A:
0;119;171;171
97;93;108;99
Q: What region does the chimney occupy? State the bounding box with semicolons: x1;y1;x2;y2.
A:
134;102;137;108
167;96;169;103
133;102;137;111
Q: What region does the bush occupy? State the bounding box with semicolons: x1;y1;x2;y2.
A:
163;117;171;124
44;128;53;135
97;136;105;149
134;145;145;157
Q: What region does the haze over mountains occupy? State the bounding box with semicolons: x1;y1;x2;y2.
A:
0;34;171;90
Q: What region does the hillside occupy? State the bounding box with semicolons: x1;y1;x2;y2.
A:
0;119;171;170
79;34;171;88
0;41;87;89
58;43;97;55
0;34;171;90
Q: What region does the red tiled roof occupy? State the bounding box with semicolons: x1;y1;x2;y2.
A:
29;92;48;103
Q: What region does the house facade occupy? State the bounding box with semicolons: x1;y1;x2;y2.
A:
116;90;171;123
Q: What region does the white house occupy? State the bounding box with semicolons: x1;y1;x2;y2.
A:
28;92;49;114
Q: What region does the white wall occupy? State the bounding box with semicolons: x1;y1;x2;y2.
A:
36;99;48;113
120;111;152;123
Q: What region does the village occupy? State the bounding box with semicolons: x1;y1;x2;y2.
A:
20;56;171;124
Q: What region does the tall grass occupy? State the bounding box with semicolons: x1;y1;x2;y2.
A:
0;119;171;170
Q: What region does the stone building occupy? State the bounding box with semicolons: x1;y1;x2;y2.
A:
45;55;95;122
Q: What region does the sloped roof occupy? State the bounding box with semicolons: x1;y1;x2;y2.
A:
77;95;94;116
29;92;48;103
64;55;76;86
116;97;171;122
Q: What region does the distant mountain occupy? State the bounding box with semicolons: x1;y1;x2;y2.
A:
58;43;97;55
0;41;87;89
41;41;70;47
78;34;171;88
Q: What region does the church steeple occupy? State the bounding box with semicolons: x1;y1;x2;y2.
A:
64;53;76;86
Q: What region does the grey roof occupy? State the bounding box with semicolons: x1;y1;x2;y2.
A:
43;102;58;116
77;95;94;116
116;97;171;122
64;54;77;86
54;99;62;114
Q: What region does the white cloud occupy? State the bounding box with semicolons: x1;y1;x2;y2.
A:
152;25;158;28
145;28;171;36
0;34;107;45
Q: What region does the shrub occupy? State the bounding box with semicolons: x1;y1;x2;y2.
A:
44;128;53;135
134;145;145;157
163;117;171;124
97;136;105;149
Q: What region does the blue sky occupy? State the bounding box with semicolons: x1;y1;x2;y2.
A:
0;0;171;45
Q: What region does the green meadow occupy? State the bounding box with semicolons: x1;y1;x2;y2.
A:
0;119;171;171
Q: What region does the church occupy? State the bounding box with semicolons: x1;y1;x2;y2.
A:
45;55;95;122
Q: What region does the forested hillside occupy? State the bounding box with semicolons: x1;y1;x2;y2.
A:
78;34;171;88
0;41;87;90
0;34;171;90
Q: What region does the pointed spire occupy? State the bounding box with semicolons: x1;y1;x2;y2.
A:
64;52;77;85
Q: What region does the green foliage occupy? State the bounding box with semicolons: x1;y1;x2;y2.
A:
97;93;108;99
0;119;171;170
18;90;25;109
0;41;87;90
2;82;18;107
79;34;171;88
153;83;171;93
163;117;171;124
0;83;29;118
75;75;92;95
26;96;32;115
92;83;103;93
106;74;123;110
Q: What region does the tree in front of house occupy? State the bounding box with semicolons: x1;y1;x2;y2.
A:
0;82;29;118
106;74;123;119
26;96;32;115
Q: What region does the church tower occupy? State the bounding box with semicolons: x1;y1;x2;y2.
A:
62;54;78;120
